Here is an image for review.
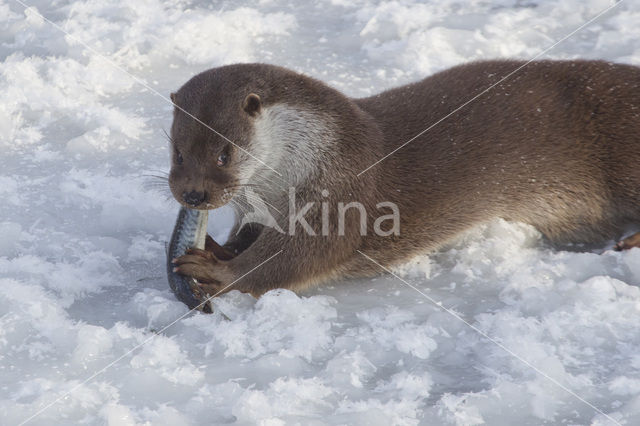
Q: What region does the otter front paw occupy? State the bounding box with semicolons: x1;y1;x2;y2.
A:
172;248;237;296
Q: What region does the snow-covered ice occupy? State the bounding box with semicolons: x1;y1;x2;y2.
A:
1;0;640;424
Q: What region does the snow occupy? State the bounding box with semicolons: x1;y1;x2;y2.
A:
1;0;640;424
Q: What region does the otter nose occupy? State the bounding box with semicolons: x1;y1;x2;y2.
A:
182;190;206;207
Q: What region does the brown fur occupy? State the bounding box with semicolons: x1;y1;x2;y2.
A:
169;60;640;297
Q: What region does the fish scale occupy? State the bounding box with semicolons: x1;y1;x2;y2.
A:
166;207;212;313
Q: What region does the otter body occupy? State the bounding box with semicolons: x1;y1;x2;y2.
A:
169;60;640;297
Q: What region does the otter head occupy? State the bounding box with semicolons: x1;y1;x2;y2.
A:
168;68;265;210
168;63;356;210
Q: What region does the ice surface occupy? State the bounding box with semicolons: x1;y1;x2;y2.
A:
1;0;639;425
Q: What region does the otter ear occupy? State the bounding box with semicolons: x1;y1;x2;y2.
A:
243;93;261;117
170;92;177;104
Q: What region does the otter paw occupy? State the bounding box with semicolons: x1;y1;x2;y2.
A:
172;250;236;296
205;235;236;260
614;232;640;251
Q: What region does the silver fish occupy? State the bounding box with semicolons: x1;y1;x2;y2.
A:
167;207;212;313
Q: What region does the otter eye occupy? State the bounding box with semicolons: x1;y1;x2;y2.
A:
174;148;183;165
217;152;229;167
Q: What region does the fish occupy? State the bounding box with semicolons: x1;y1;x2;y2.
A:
167;207;213;313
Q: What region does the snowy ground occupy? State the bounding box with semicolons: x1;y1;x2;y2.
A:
1;0;640;424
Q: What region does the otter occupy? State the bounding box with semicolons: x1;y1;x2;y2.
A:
169;60;640;298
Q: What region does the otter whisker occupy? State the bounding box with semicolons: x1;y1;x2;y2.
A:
162;128;173;144
142;182;171;189
142;184;173;198
235;194;269;217
142;174;169;181
140;172;170;190
251;169;289;192
225;183;277;198
258;173;289;190
145;167;170;175
228;198;249;217
242;192;283;216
